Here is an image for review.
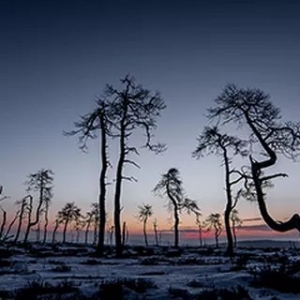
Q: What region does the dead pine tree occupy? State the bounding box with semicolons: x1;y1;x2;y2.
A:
137;204;153;247
107;76;166;256
65;99;112;255
14;196;31;243
193;126;247;256
154;168;200;248
23;169;54;244
208;85;300;233
206;213;222;248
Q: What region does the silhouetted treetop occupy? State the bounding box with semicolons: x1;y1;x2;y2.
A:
208;84;300;160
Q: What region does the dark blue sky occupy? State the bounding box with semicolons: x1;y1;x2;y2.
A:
1;0;300;234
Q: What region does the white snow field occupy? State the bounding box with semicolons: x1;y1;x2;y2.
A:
0;240;300;299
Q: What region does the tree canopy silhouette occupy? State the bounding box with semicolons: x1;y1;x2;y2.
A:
154;168;200;248
209;84;300;233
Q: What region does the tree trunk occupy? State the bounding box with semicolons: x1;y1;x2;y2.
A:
52;220;59;244
223;150;234;256
93;223;98;245
198;225;203;247
122;221;126;247
143;219;148;246
85;221;91;244
174;208;179;248
215;231;219;248
62;220;68;243
154;221;159;246
97;115;108;256
43;205;49;244
4;212;18;241
166;186;180;248
0;209;7;240
14;197;28;243
36;222;41;242
114;129;126;257
232;224;237;248
76;229;80;243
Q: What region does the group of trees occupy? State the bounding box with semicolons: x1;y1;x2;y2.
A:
66;76;166;256
0;169;54;244
2;78;300;257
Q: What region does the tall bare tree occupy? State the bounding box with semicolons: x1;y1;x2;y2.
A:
23;169;54;243
208;85;300;233
66;99;111;255
108;76;166;256
154;168;200;248
193;126;247;256
137;204;153;246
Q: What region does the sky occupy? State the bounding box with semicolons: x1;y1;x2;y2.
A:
1;0;300;242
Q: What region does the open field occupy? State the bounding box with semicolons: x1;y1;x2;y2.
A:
0;240;300;299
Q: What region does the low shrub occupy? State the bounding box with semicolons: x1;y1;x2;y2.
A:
168;287;191;299
14;280;77;300
51;263;71;272
194;285;252;300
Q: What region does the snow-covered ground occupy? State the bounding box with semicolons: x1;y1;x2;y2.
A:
0;240;300;299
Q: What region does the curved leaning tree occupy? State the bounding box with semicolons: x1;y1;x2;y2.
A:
209;84;300;232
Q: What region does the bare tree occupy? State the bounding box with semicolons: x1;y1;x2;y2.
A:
154;168;200;248
108;76;166;256
3;211;18;242
209;85;300;233
193;126;247;256
84;203;99;244
137;204;153;246
74;215;85;244
196;218;204;247
65;100;111;255
0;186;9;241
206;213;222;248
57;202;81;243
23;169;54;243
14;196;31;243
52;217;63;244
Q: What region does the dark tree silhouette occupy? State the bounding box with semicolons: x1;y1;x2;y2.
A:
84;203;99;244
153;218;159;246
193;126;247;256
51;218;61;244
14;195;30;243
154;168;200;248
206;213;222;248
74;215;85;243
230;209;242;247
209;85;300;233
57;202;81;243
66;99;111;255
23;169;54;243
137;204;153;246
108;76;166;256
0;186;9;241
